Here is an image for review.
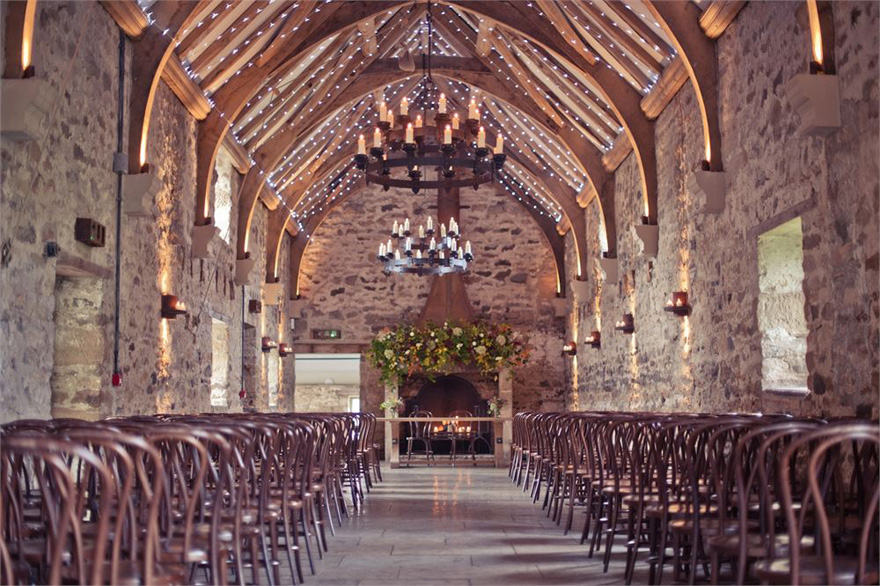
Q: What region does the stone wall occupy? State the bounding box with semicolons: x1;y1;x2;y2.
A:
0;2;294;423
566;1;879;418
296;384;361;413
296;181;567;420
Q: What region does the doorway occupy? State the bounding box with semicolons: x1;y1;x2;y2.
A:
293;353;361;412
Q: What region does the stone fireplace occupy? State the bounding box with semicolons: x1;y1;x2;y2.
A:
400;373;492;417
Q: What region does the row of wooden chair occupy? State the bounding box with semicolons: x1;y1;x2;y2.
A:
0;411;381;585
510;411;879;585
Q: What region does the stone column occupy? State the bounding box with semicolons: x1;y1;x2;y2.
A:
384;380;401;467
498;367;514;465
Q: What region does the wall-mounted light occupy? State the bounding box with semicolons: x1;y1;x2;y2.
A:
279;343;292;357
663;291;691;317
614;314;635;334
635;217;659;257
562;341;577;356
248;299;262;314
161;294;187;319
586;331;601;349
261;336;277;353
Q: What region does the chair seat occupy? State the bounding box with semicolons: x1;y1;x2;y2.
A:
707;532;814;557
754;555;877;585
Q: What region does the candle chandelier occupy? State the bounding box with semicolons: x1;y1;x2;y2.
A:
377;215;473;275
354;3;507;195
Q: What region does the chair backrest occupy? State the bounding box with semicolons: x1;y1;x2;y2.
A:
408;410;433;439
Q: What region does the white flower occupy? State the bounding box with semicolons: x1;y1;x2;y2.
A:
452;327;463;336
384;349;394;359
495;356;503;361
495;335;507;345
475;346;487;356
456;343;462;349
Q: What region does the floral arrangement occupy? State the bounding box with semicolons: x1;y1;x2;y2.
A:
379;396;404;413
367;321;529;385
487;396;507;417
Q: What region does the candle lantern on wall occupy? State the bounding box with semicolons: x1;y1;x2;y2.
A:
663;291;691;317
261;337;277;352
614;314;635;334
562;341;577;356
586;331;601;349
161;295;187;319
278;343;292;357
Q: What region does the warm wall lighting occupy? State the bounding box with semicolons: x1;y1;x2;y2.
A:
261;336;277;353
586;331;601;349
614;314;635;334
160;294;187;319
806;0;824;70
278;343;292;357
562;341;577;356
664;291;691;317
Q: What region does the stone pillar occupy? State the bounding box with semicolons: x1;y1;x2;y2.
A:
384;380;401;467
498;367;514;465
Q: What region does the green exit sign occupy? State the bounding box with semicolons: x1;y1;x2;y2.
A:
312;329;342;340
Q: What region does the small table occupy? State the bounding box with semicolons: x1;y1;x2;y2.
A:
378;417;511;469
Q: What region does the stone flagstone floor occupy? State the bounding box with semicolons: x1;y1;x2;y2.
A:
286;464;649;585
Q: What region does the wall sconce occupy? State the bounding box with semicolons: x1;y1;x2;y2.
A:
614;313;635;334
663;291;691;317
562;341;577;356
635;216;659;257
585;331;601;349
278;343;292;357
161;294;187;319
248;299;262;314
261;336;277;353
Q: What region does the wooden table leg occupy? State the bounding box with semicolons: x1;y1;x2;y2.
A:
493;421;505;468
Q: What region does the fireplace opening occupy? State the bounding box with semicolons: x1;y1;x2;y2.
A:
404;375;492;457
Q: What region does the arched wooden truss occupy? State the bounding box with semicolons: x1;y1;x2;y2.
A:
96;0;758;301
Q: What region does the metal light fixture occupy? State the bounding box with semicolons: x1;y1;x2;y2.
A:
562;341;577;356
663;291;691;316
586;331;601;348
614;314;635;334
161;295;187;319
377;215;473;276
261;337;277;352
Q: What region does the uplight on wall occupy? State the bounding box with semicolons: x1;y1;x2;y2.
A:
663;291;691;317
160;295;187;320
614;314;635;334
585;331;601;349
562;341;577;356
278;343;292;357
261;337;278;353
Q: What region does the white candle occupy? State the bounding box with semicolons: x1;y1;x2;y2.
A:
357;134;366;155
450;217;457;233
468;99;478;119
404;218;410;233
452;113;460;130
457;246;464;257
494;134;504;154
441;223;447;238
379;101;387;121
465;241;472;255
386;238;393;251
416;249;422;259
439;93;447;113
398;225;404;238
415;115;423;128
429;237;437;250
419;225;425;239
405;237;412;251
394;249;401;260
379;243;385;257
477;127;485;148
373;127;382;148
405;123;414;144
400;97;408;115
392;220;398;235
427;216;434;231
443;125;452;144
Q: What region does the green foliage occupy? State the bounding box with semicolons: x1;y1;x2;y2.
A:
367;321;530;385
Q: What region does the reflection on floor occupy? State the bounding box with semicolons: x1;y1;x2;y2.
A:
288;465;644;585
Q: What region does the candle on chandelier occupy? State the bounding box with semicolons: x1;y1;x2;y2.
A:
405;237;412;251
404;218;410;233
415;114;423;128
449;217;457;233
429;237;436;251
398;224;405;238
379;243;385;258
392;220;399;235
419;225;425;239
400;97;408;115
439;93;447;113
465;241;472;255
468;99;478;120
457;246;464;258
405;123;414;144
440;223;447;238
379;101;387;121
443;125;452;145
452;113;460;130
386;238;393;252
373;127;382;148
386;110;394;126
357;134;366;155
494;134;504;155
427;216;433;231
416;249;422;259
477;127;486;148
394;249;401;260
